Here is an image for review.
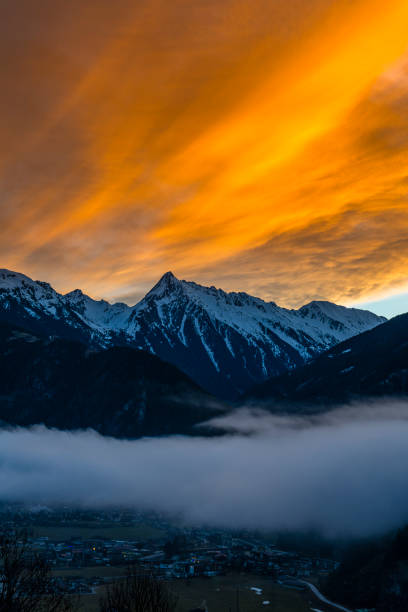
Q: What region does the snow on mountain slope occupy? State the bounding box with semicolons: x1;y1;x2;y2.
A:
0;269;63;317
124;272;385;396
0;269;106;344
135;272;382;356
64;289;130;331
247;311;408;407
0;269;386;398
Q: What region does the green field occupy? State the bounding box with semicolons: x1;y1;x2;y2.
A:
79;592;102;612
32;523;164;541
78;573;310;612
171;574;309;612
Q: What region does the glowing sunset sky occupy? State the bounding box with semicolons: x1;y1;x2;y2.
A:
2;0;408;314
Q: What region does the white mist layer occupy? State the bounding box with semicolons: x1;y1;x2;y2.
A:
1;401;408;537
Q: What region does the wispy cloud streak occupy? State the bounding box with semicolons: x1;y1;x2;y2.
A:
1;1;408;305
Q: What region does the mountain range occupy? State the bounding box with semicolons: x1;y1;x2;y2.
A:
0;269;385;398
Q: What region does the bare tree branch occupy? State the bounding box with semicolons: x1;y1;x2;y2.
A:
99;569;178;612
0;530;78;612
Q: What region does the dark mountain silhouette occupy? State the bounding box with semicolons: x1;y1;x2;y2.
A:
0;321;219;437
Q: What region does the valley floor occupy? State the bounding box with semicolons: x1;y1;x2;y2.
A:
79;572;310;612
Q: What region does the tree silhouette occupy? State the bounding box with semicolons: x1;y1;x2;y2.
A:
0;530;78;612
99;570;178;612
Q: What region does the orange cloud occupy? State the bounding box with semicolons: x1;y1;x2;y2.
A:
1;0;408;306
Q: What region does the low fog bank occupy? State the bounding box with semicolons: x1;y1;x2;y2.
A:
1;400;408;538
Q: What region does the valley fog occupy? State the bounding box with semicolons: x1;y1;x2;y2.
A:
2;400;408;538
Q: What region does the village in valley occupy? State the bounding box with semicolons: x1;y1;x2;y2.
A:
0;505;338;606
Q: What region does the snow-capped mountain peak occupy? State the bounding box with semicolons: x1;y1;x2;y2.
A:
64;288;85;301
144;271;183;299
0;269;65;318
